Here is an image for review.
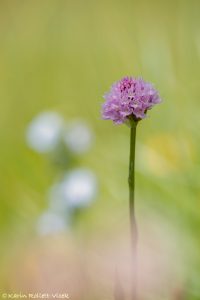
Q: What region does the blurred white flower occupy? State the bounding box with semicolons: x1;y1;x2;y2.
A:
61;169;97;208
49;169;97;210
26;112;63;153
63;121;93;154
37;211;67;236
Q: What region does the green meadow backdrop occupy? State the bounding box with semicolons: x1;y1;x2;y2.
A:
0;1;200;299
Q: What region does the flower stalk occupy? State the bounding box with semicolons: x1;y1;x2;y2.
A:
101;76;161;300
128;119;138;300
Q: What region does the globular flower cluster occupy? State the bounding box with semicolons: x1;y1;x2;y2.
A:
102;76;161;124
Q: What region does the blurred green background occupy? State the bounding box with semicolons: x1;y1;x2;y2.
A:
0;0;200;299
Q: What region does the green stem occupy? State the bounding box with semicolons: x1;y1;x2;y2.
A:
128;120;138;300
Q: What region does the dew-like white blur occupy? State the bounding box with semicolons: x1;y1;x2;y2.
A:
63;121;93;154
61;169;97;208
49;169;97;210
26;112;64;153
37;211;67;236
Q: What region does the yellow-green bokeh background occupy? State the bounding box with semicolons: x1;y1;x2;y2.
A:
0;0;200;299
